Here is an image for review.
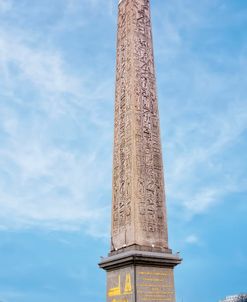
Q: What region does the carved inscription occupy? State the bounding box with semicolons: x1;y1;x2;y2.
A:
112;0;133;238
132;0;168;244
112;0;168;249
136;266;176;302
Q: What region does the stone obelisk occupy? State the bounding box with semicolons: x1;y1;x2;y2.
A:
99;0;181;301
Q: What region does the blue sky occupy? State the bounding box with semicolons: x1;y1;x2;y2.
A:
0;0;246;301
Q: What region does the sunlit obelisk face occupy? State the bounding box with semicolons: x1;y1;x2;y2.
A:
99;1;181;301
112;0;168;252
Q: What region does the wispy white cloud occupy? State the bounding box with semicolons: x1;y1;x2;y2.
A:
165;95;247;216
185;234;200;245
0;3;113;237
154;0;247;218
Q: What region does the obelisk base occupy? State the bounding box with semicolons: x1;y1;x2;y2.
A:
99;250;181;302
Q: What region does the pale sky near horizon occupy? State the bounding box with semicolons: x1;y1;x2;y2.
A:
0;0;247;301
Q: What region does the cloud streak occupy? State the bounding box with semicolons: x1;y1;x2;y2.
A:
0;1;114;237
153;0;247;218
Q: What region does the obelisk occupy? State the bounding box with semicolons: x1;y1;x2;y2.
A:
99;0;181;301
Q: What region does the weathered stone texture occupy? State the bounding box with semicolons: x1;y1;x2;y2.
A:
112;0;168;252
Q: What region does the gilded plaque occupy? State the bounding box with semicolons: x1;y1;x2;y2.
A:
136;266;175;302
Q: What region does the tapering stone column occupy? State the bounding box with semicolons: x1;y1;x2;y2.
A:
99;0;181;301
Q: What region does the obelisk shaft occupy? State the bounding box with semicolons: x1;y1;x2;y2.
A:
112;0;168;252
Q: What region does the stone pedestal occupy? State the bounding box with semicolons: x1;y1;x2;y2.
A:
99;250;181;302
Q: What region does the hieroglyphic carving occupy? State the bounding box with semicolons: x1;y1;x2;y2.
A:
112;0;133;239
112;0;168;250
132;0;168;244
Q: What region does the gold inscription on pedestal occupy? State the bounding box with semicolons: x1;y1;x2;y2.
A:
108;275;121;297
108;273;132;297
107;269;134;302
137;267;175;302
124;273;132;294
